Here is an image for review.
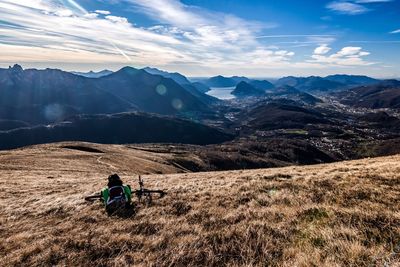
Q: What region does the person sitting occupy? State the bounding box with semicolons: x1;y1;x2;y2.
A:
101;174;132;215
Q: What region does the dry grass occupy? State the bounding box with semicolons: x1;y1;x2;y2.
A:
0;142;399;266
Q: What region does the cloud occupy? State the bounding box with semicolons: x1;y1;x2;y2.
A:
390;29;400;34
84;13;99;19
314;45;331;55
355;0;392;3
307;36;336;44
126;0;203;28
256;34;335;39
326;1;369;15
309;45;373;66
0;0;302;72
0;0;185;66
105;15;129;24
327;0;393;15
95;10;111;15
0;0;384;76
349;40;400;43
123;0;278;50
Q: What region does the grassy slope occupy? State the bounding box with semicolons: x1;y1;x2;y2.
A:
0;142;399;266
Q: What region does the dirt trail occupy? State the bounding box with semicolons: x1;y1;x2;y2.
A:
96;156;118;171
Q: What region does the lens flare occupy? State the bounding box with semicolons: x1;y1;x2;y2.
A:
172;99;183;110
156;84;167;95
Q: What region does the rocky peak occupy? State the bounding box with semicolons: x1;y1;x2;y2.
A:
9;64;23;73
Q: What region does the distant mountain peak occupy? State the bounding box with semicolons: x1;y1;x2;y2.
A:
114;66;141;76
10;64;23;72
143;67;191;85
231;81;265;97
70;69;113;78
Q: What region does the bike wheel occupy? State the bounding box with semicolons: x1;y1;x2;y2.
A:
143;193;152;206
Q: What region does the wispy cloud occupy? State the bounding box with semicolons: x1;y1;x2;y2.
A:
256;34;335;39
349;40;400;43
0;0;385;76
390;29;400;34
355;0;392;3
95;10;111;15
0;0;185;66
326;1;369;15
0;0;300;72
125;0;278;52
326;0;392;15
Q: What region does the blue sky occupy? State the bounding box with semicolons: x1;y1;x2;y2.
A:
0;0;399;77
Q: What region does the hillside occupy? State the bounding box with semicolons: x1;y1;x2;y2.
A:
334;80;400;109
0;112;233;150
203;75;238;87
243;102;330;130
275;76;345;92
0;143;399;266
143;67;191;85
324;74;378;86
231;81;265;98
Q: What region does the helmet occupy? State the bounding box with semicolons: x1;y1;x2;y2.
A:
108;174;123;187
108;173;121;182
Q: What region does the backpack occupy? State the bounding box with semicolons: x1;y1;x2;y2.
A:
104;186;128;215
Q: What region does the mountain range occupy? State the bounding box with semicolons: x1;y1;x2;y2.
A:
201;75;274;90
2;64;400;162
274;75;380;92
71;69;113;78
0;65;214;126
334;80;400;109
196;74;380;94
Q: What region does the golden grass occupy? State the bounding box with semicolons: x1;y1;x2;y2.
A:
0;142;399;266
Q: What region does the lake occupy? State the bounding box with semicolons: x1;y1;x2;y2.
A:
206;87;236;100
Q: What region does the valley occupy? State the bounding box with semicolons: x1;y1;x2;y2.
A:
1;65;400;169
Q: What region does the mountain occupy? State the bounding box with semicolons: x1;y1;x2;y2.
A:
325;74;379;86
71;70;113;78
202;76;274;91
191;82;210;93
335;80;400;109
231;81;265;98
275;76;345;92
0;65;131;125
244;102;330;130
274;76;302;87
249;79;274;91
0;112;233;150
358;111;400;130
96;67;211;115
203;75;238;87
276;74;380;93
269;86;322;105
231;76;252;83
142;67;215;103
180;84;219;105
143;67;191;85
0;65;212;126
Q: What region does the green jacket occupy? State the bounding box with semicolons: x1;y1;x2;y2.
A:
101;185;132;206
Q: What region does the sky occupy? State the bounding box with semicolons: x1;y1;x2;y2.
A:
0;0;399;78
